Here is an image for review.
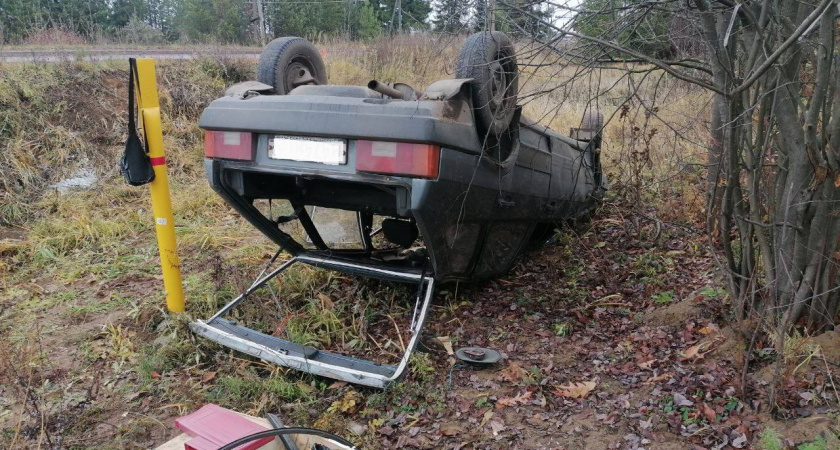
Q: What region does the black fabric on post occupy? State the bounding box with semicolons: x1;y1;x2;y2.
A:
120;58;155;187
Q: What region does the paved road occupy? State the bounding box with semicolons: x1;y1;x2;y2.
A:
0;48;261;63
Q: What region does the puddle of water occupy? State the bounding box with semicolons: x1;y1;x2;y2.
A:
50;165;98;193
0;227;26;241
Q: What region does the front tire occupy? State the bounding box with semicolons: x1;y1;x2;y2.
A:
456;32;519;141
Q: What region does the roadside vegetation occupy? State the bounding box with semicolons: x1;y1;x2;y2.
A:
1;35;838;449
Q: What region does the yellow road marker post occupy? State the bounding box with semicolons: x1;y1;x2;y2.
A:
134;58;185;313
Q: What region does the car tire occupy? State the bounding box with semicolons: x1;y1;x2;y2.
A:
258;37;327;95
527;223;557;249
581;111;603;133
456;32;519;140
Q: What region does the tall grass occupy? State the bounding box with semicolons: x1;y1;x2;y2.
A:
322;35;712;221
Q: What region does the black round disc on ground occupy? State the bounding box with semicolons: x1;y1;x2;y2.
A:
455;347;502;365
456;32;519;142
258;37;327;95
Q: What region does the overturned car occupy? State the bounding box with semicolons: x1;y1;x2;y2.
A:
191;33;606;387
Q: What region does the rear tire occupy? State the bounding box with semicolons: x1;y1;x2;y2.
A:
580;110;605;187
456;32;519;140
258;37;327;95
581;111;603;133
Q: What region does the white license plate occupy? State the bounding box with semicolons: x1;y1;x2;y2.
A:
268;136;347;165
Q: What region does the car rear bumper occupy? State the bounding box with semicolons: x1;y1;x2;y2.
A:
205;151;537;282
198;94;484;155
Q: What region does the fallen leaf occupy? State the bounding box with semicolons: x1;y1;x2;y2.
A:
346;421;366;436
731;432;748;448
637;359;655;370
489;419;506;435
645;372;673;384
201;371;216;383
435;336;454;355
439;423;462;436
697;323;720;335
496;390;533;408
151;371;161;379
682;335;725;359
554;380;596;398
835;172;840;188
701;402;717;423
295;382;316;393
327;381;347;390
317;293;334;310
480;410;494;427
498;362;526;383
329;390;361;413
673;392;694;406
682;344;703;359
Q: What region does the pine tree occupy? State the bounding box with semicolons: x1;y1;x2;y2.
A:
352;1;381;40
575;0;676;58
378;0;431;31
473;0;487;32
432;0;466;33
111;0;148;29
498;0;553;38
177;0;249;43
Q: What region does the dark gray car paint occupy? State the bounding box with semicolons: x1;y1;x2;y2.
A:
199;85;604;282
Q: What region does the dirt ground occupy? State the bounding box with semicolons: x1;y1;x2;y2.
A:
3;202;838;449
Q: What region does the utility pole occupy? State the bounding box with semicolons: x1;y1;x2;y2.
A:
254;0;266;45
345;0;351;37
397;0;402;32
488;0;495;31
389;0;402;34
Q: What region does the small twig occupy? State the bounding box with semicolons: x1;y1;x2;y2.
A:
586;302;631;309
823;353;840;407
386;314;406;353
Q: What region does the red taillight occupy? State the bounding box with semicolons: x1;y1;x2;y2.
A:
355;140;440;179
204;131;253;161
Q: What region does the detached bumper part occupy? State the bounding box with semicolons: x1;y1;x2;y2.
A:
190;255;435;388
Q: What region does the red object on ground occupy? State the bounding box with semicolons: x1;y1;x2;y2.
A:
175;404;273;450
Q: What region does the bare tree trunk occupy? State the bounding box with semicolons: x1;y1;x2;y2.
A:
504;0;840;336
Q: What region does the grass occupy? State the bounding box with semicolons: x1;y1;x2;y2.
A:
758;428;785;450
207;371;314;412
653;291;675;304
0;34;717;448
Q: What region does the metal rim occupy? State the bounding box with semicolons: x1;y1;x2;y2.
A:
282;57;317;92
489;50;516;123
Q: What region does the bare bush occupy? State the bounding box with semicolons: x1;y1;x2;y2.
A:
486;0;840;407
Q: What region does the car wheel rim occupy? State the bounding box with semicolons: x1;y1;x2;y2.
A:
489;60;506;116
284;59;317;92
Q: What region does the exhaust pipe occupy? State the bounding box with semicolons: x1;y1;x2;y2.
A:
368;80;405;100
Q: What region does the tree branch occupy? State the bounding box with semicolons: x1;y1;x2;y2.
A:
732;0;836;95
497;0;725;94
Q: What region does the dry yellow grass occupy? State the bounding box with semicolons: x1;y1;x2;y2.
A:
321;36;712;221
